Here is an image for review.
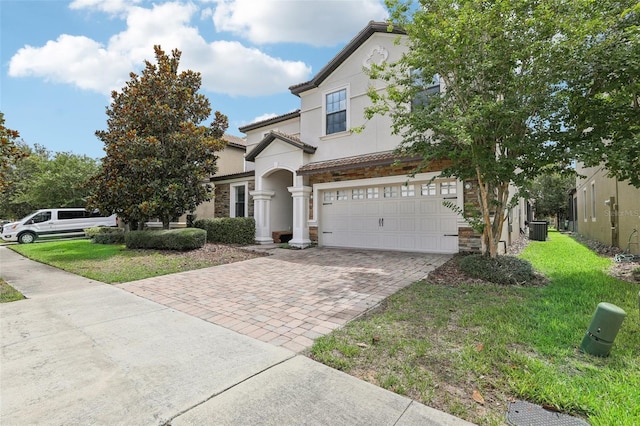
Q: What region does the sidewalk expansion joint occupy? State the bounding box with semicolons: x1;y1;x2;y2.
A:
160;353;298;426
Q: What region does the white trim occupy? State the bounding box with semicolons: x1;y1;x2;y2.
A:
322;84;350;137
230;182;249;218
590;181;596;222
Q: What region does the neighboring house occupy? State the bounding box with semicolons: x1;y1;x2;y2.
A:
218;21;524;254
574;163;640;255
152;134;251;227
188;134;253;220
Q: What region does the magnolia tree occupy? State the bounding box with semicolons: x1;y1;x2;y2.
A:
89;46;228;229
0;112;29;193
367;0;580;257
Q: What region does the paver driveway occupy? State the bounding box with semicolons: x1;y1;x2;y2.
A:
117;247;450;353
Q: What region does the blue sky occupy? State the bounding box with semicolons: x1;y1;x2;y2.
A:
1;0;389;159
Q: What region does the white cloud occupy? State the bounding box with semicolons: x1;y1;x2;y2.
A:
212;0;389;46
8;35;134;93
69;0;138;15
253;113;279;123
8;1;312;96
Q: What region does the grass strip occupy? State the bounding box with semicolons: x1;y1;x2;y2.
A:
9;239;215;283
0;278;25;303
309;231;640;425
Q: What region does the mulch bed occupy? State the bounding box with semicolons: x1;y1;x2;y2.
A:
427;233;640;286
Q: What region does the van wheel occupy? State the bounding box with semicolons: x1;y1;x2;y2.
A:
18;232;36;244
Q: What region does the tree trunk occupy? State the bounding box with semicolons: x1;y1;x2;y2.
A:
162;216;171;230
476;166;509;258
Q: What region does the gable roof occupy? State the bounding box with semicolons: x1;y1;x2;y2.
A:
289;21;405;96
238;110;301;133
222;134;247;150
245;131;316;162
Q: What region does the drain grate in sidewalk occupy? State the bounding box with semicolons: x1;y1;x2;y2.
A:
507;400;590;426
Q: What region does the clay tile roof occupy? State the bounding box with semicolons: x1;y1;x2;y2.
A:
222;134;247;150
238;110;301;133
245;130;316;162
296;151;421;175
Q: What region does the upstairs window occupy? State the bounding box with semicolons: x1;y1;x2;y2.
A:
326;89;347;134
411;69;440;110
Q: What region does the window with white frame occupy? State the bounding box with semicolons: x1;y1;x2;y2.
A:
401;184;415;197
325;88;347;134
440;181;457;195
230;183;248;218
591;182;596;221
366;187;379;199
352;188;365;199
384;186;399;198
421;183;436;196
411;69;441;110
583;188;587;221
336;190;348;201
323;191;335;202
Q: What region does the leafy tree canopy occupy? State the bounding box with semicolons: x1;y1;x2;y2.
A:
0;112;29;193
527;170;575;222
0;144;100;219
561;1;640;187
88;46;228;229
368;0;638;256
369;0;577;256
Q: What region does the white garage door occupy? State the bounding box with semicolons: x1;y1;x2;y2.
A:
319;180;459;253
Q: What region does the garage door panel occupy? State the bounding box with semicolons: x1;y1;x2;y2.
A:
420;199;438;214
320;186;459;253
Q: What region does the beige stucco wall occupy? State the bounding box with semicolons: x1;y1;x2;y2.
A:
216;145;246;175
297;33;408;161
244;117;301;153
179;142;247;222
575;163;640;254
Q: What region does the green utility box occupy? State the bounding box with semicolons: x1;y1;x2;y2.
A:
529;221;548;241
580;302;627;357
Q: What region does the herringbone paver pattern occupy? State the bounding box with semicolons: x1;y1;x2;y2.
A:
117;247;450;353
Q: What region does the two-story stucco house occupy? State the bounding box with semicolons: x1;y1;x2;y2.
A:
211;21;525;254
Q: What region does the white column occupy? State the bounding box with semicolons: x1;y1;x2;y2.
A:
287;186;312;249
250;190;275;244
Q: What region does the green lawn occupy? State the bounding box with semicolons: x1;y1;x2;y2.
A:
0;278;25;303
309;231;640;425
9;239;217;283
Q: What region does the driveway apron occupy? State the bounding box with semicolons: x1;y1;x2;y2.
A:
117;248;451;352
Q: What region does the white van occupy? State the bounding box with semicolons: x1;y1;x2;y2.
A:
1;208;117;244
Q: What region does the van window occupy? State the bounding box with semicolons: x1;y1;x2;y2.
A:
58;210;86;220
31;211;52;223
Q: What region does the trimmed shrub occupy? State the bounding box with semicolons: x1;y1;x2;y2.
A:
458;254;536;285
194;217;255;244
125;228;206;251
84;227;103;239
85;227;125;244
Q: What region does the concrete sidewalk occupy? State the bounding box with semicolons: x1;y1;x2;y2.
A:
0;246;474;425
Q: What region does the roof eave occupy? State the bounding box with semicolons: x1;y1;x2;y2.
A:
289;21;405;96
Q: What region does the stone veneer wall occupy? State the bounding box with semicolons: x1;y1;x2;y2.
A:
459;180;483;253
214;181;255;218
